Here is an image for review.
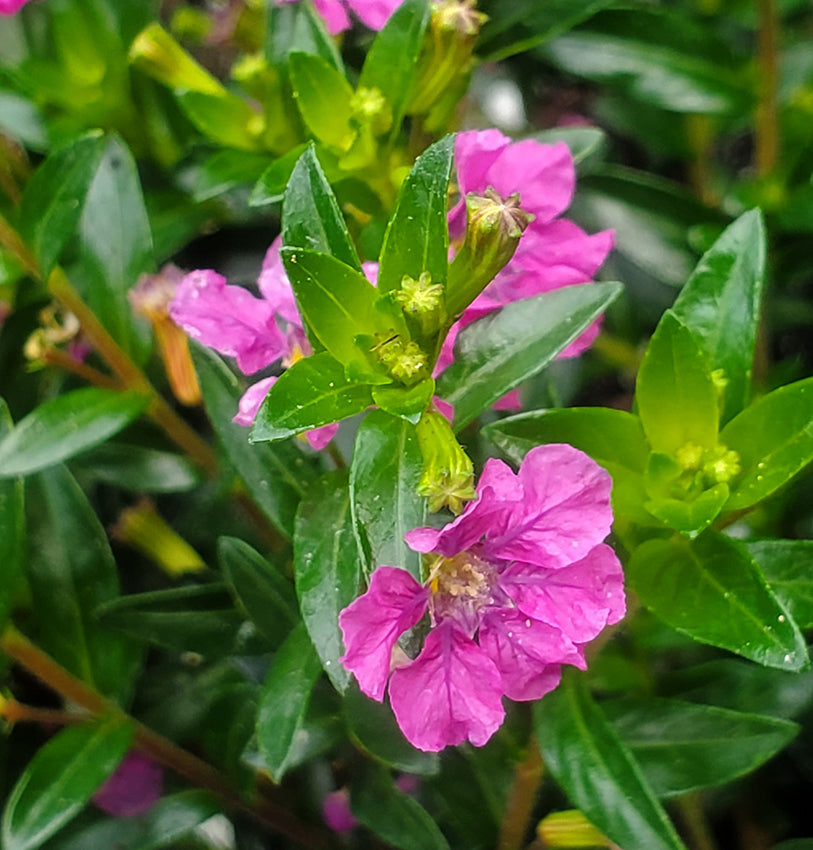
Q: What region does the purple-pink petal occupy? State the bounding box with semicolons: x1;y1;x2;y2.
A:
305;422;339;450
234;377;276;427
0;0;31;13
347;0;402;29
388;621;504;752
258;237;301;326
339;567;428;701
92;752;163;817
169;270;288;375
499;543;626;645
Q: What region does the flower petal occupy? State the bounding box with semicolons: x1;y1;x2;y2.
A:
234;377;276;427
92;752;163;817
258;237;301;326
389;621;504;751
339;567;428;701
348;0;402;29
305;422;339;450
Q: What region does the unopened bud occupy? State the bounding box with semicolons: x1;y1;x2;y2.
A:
537;810;611;848
445;188;534;317
373;334;430;385
395;271;445;337
416;410;476;514
702;443;741;485
350;86;392;136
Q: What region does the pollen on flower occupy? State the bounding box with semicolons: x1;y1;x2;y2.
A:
395;271;444;316
372;333;428;382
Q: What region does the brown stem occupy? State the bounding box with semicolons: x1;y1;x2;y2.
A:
41;347;122;390
755;0;780;177
677;793;719;850
498;737;544;850
0;698;87;728
0;624;332;849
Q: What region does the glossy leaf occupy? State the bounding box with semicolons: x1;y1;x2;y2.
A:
265;0;343;71
535;676;687;850
289;52;354;150
251;352;374;442
26;466;140;699
643;482;729;538
192;345;319;537
0;389;147;479
219;536;298;649
377;135;454;295
359;0;432;131
350;410;425;581
2;718;133;850
19;132;106;277
350;763;451;850
344;687;439;775
71;443;201;493
721;377;813;511
671;210;766;423
0;399;24;628
746;540;813;630
294;471;361;691
371;378;435;423
96;584;267;658
604;697;799;798
635;311;718;454
437;282;622;429
628;532;808;671
256;622;322;781
250;144;308;207
78;134;153;362
281;146;360;269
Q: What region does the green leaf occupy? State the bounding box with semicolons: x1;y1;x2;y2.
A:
256;622;322;781
643;481;729;538
219;536;298;649
636;311;718;455
350;763;451;850
746;540;813;630
350;410;426;581
288;52;355;149
0;91;48;151
294;471;361;692
175;90;262;151
96;584;266;658
2;718;133;850
250;144;308;207
193;149;272;202
535;676;687;850
720;377;813;511
438;282;622;430
372;378;435;423
0;389;147;479
539;10;752;115
359;0;432;132
78;134;153;362
0;400;24;629
70;443;201;493
251;352;374;442
265;0;343;72
344;687;439;775
531;126;608;166
192;345;319;538
377;135;454;295
19;132;106;277
671;210;766;423
604;697;799;798
281;146;360;270
628;532;808;671
26;466;140;699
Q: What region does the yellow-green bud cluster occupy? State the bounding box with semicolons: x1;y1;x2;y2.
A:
350;86;392;136
373;334;429;384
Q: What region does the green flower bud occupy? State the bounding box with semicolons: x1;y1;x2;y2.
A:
537;810;611;848
350;86;393;136
373;334;430;385
416;410;476;514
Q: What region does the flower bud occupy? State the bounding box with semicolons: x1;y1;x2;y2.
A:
537;810;611;848
373;334;430;385
395;271;445;338
445;188;534;317
350;86;393;137
416;409;476;514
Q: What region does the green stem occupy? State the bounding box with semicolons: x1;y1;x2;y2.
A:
755;0;780;177
677;793;719;850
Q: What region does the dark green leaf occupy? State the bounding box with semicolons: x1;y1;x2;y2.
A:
438;282;622;429
2;718;133;850
193;150;272;202
0;389;148;479
295;471;361;691
671;210;766;423
256;622;322;781
0;399;24;628
78;134;153;362
251;352;374;442
636;311;718;455
344;687;438;775
19;132;106;277
96;584;266;658
721;377;813;511
535;676;687;850
288;52;354;149
604;697;799;798
377;135;454;295
265;0;343;72
359;0;432;131
70;443;201;493
192;345;319;537
281;146;360;269
746;540;813;630
26;466;140;699
351;410;425;580
628;532;808;671
350;763;450;850
219;536;298;649
250;144;308;207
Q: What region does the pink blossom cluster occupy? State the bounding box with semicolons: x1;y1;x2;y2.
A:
0;0;31;13
339;444;625;752
276;0;402;35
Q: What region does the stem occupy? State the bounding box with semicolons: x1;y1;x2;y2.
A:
41;347;122;390
0;624;332;849
677;793;719;850
498;737;544;850
755;0;780;177
0;214;40;279
0;698;87;727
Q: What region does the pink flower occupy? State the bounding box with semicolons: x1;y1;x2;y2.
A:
0;0;32;14
339;444;626;752
276;0;402;35
437;130;614;376
92;752;163;817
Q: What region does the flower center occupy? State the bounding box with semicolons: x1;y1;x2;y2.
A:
428;551;496;632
